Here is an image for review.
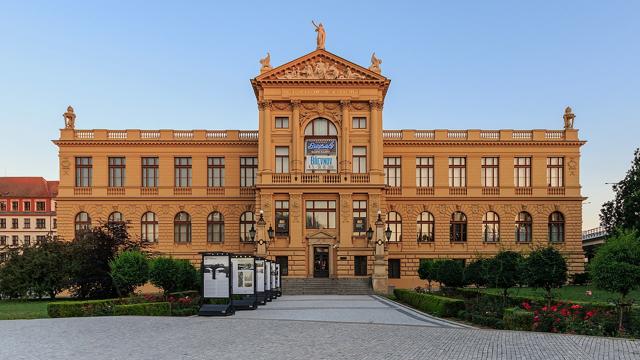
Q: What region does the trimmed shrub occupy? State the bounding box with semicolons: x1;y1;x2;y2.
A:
113;302;170;316
434;260;465;288
149;257;199;296
47;299;121;318
394;289;464;317
503;307;534;331
174;259;199;292
110;250;149;297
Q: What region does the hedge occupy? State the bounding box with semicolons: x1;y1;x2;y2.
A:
113;302;171;316
394;289;465;317
48;299;123;318
503;307;534;331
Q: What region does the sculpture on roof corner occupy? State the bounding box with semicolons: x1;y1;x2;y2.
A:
259;52;272;73
312;20;325;50
63;105;76;129
563;106;575;129
369;52;382;74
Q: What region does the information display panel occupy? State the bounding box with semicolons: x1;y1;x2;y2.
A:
202;253;231;299
231;256;255;295
255;258;265;293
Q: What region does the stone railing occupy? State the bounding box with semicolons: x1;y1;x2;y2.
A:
449;187;467;196
381;129;578;142
62;129;260;142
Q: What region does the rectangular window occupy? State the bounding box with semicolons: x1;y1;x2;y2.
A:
108;157;126;187
36;235;46;243
207;157;225;187
75;157;92;187
388;259;401;279
275;116;289;129
384;157;401;187
24;235;30;247
275;200;290;236
12;235;18;246
275;147;289;174
11;201;18;212
240;157;258;187
352;117;366;129
0;219;5;228
36;201;45;211
416;157;434;187
23;202;31;212
36;219;45;229
352;200;367;235
305;200;337;229
0;236;6;246
481;157;499;187
0;201;6;211
449;157;467;187
514;157;532;187
354;256;367;276
547;157;564;187
352;147;367;174
174;157;192;187
23;218;30;229
11;218;18;229
141;157;159;188
275;256;289;276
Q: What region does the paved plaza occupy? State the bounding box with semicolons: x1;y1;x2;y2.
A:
0;295;638;360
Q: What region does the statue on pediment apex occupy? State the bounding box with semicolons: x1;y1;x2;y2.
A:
312;21;326;50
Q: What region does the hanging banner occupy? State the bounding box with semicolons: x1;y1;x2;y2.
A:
231;256;255;295
265;261;272;291
202;253;231;299
255;258;265;293
305;139;337;171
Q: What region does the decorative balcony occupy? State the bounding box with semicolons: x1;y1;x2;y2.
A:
73;187;92;196
350;173;370;183
515;187;533;196
272;174;291;183
240;187;256;197
173;187;192;196
385;187;402;196
416;187;434;196
107;187;125;196
206;187;225;196
481;187;500;196
140;187;158;196
547;187;566;195
449;187;467;196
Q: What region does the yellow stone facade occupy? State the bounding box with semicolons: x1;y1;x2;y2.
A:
53;48;585;290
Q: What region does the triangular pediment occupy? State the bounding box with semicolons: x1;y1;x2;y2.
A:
306;230;336;240
255;49;388;82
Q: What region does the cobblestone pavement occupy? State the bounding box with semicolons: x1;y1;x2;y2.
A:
0;295;638;360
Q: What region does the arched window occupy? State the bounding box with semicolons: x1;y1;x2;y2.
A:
141;212;158;242
416;212;434;242
174;212;191;243
515;212;533;243
548;212;565;243
450;212;467;242
208;212;224;243
240;211;255;242
75;212;91;236
304;118;338;136
387;211;402;242
482;211;500;242
108;211;124;225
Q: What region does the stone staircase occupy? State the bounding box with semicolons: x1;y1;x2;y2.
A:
282;278;373;295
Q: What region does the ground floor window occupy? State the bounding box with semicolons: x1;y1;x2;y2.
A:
354;256;367;276
276;256;288;276
388;259;401;279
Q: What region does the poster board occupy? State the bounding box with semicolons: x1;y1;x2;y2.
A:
305;139;337;171
255;258;265;293
265;261;271;291
202;253;231;299
270;260;276;290
231;256;255;295
275;263;281;289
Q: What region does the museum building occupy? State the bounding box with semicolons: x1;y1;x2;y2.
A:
53;38;585;291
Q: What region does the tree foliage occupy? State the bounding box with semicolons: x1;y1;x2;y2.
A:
600;148;640;235
486;251;524;301
418;259;437;292
149;257;198;296
523;247;567;307
464;258;489;288
434;260;466;288
110;250;149;297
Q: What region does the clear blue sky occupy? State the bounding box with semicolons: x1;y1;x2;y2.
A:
1;1;638;230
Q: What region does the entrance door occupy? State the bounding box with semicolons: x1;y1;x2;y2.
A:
313;247;329;278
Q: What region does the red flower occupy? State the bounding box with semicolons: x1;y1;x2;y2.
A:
585;310;595;319
560;308;569;317
541;306;547;311
550;305;558;312
521;302;532;310
570;304;581;310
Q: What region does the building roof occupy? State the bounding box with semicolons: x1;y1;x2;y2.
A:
0;177;59;198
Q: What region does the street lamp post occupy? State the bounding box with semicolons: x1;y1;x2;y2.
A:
372;210;389;294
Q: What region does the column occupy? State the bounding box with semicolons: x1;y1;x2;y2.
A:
263;100;273;174
257;101;265;176
291;100;301;173
340;100;351;173
369;100;383;175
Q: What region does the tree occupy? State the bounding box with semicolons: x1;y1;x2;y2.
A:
589;230;640;333
523;247;567;308
486;251;524;303
434;260;465;288
174;259;199;292
110;250;149;297
149;257;181;296
464;258;489;289
418;259;437;292
600;148;640;235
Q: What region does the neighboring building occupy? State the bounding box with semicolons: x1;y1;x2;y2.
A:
53;40;585;290
0;177;58;260
582;226;607;262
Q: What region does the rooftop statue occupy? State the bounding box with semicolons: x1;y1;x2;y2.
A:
563;106;575;129
259;52;272;73
63;105;76;129
312;21;325;50
369;52;382;73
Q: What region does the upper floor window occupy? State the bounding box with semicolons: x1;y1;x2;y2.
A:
174;212;191;243
240;157;258;187
275;147;290;174
36;201;45;211
416;157;434;188
174;157;192;187
208;157;225;187
240;211;255;242
275;200;289;236
304;118;337;136
23;201;31;212
417;212;434;242
448;157;466;187
548;211;565;243
352;200;367;235
352;147;367;174
11;201;18;211
481;157;499;187
515;211;533;243
11;218;18;229
75;212;91;236
108;157;126;187
75;157;92;187
275;116;289;129
0;201;6;211
305;200;336;229
384;157;401;187
482;211;500;242
207;211;224;243
450;211;467;242
141;157;159;188
23;218;30;229
387;211;402;242
141;212;158;242
352;117;366;129
547;157;564;187
0;219;5;228
514;157;531;187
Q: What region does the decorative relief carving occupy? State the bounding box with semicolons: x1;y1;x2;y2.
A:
350;102;369;111
568;158;577;176
298;102;342;127
340;194;352;223
60;157;70;176
290;194;302;223
291;99;301;109
274;57;369;80
470;204;481;217
438;204;450;216
257;100;272;110
272;102;291;111
369;100;383;110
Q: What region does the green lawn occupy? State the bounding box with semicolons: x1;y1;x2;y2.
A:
0;299;69;320
481;285;640;303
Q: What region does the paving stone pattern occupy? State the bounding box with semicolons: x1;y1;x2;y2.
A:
0;295;638;360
